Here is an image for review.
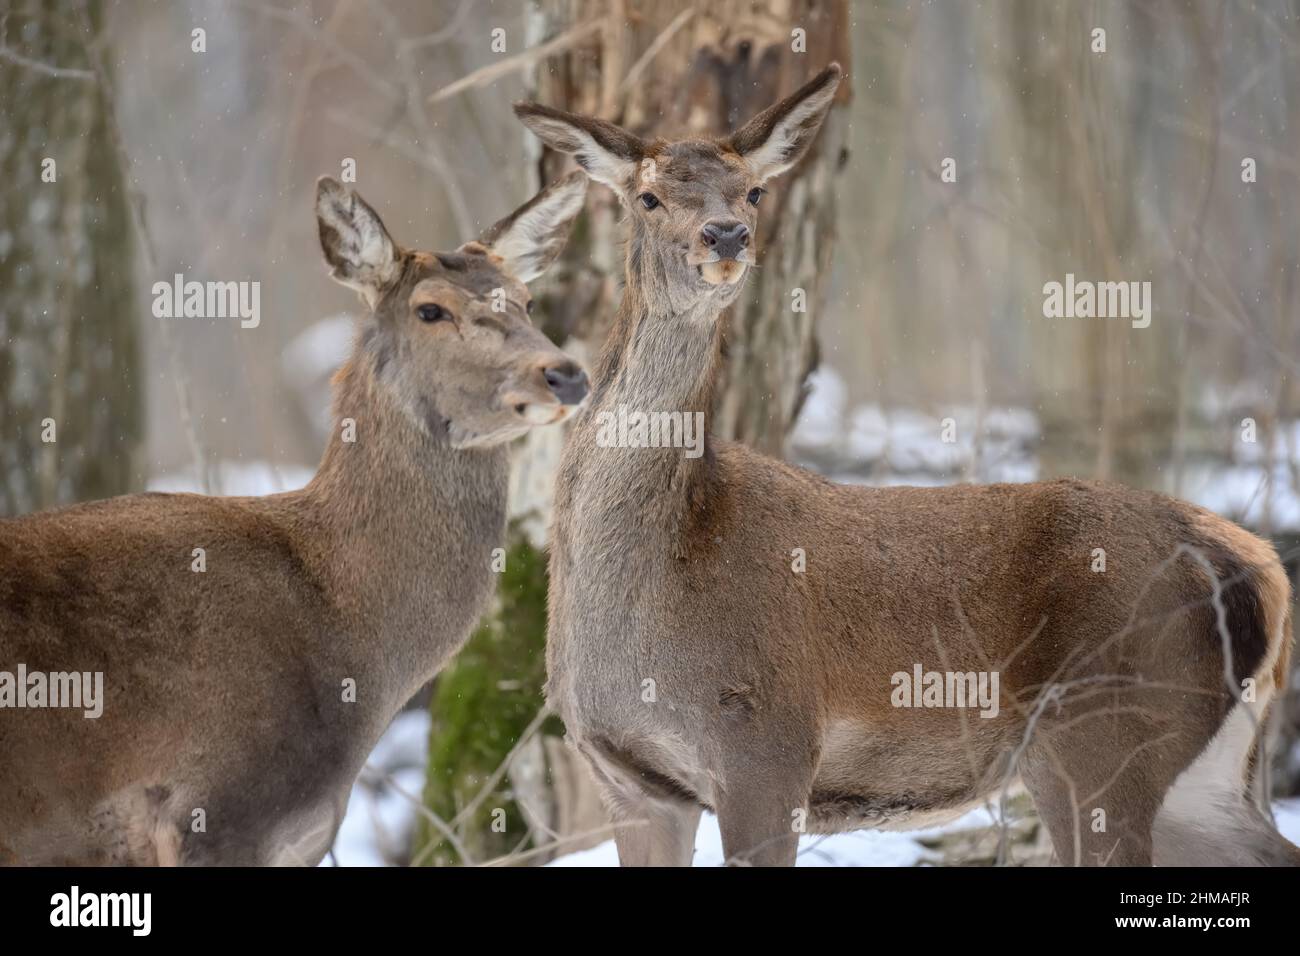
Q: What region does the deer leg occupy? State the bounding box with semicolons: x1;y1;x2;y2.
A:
1019;701;1213;867
1019;746;1160;866
1015;692;1183;864
714;747;815;867
579;741;703;866
608;795;702;867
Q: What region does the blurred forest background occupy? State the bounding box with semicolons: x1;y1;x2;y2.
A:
2;0;1299;865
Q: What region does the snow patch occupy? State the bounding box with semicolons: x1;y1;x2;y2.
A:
325;710;432;867
549;805;1002;868
148;460;315;496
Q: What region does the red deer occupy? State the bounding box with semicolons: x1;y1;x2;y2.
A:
0;172;589;864
517;64;1299;866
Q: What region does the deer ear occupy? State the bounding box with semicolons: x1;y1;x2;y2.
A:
513;103;645;191
479;171;587;283
728;63;842;182
315;177;401;303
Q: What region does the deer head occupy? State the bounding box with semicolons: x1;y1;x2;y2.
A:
514;64;841;313
315;172;590;448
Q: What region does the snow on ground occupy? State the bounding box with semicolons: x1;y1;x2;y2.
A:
546;798;1300;866
326;710;432;867
148;459;314;496
791;369;1041;485
549;806;1000;868
1182;462;1300;532
1275;799;1300;845
282;314;355;441
789;365;848;450
317;727;1300;866
325;710;1300;868
790;365;1300;530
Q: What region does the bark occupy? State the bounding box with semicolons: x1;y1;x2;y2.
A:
0;0;141;515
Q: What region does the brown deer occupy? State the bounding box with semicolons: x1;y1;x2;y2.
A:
0;172;590;865
517;64;1299;866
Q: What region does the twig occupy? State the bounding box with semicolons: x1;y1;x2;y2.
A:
368;0;474;239
476;821;626;867
1079;732;1182;807
227;0;397;99
618;8;693;97
0;43;94;79
450;705;552;830
323;107;473;238
426;19;605;104
362;762;476;866
1185;547;1264;741
398;0;475;52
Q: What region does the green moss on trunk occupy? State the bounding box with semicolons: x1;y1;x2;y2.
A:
415;522;562;865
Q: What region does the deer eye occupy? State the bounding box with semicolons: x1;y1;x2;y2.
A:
639;192;661;210
526;300;535;315
417;303;452;323
747;187;765;206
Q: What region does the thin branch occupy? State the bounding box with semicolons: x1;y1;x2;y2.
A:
227;0;398;99
398;0;475;52
323;106;473;238
449;705;552;830
361;763;476;866
618;8;693;98
374;0;474;240
426;19;605;104
476;821;626;867
0;43;94;79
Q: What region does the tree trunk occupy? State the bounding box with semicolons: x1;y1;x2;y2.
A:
0;0;141;515
419;0;850;865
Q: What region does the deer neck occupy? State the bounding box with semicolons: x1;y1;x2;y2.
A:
560;241;729;534
596;255;726;411
303;345;508;700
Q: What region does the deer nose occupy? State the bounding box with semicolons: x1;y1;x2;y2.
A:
542;360;589;406
700;220;750;260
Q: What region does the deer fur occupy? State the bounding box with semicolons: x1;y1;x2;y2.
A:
519;64;1299;867
0;172;589;865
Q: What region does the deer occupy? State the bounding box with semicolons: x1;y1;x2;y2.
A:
0;171;590;865
516;63;1299;867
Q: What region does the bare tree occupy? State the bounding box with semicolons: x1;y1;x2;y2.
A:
0;0;141;514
